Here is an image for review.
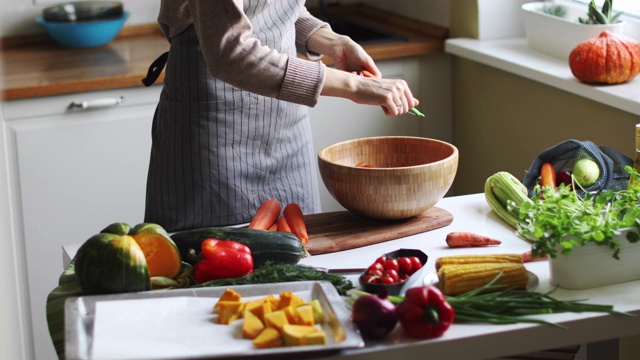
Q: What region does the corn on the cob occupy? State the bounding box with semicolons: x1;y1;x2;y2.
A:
435;253;523;270
484;172;532;229
438;262;529;296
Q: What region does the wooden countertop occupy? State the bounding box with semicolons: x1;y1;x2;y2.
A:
1;5;448;101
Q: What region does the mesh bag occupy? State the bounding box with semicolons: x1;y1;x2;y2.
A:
522;139;633;197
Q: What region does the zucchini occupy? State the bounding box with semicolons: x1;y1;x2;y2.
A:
170;227;307;267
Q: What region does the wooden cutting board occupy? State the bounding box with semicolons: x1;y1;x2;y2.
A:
304;207;453;255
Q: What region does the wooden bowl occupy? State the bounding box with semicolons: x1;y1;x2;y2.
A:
318;136;458;219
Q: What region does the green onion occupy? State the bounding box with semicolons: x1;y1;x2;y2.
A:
409;107;425;117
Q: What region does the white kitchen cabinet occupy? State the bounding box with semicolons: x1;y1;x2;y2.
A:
3;85;161;360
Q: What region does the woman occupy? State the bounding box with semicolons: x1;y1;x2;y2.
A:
144;0;419;231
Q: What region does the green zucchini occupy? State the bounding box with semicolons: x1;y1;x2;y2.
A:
170;227;307;267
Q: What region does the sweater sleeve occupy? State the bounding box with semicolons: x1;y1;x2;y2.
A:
186;0;325;107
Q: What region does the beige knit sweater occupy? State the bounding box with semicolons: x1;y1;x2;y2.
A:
158;0;328;107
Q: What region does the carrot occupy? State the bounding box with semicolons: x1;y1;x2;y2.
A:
267;222;278;231
355;161;375;168
277;216;292;233
359;70;377;78
248;198;281;230
445;232;502;248
283;202;308;245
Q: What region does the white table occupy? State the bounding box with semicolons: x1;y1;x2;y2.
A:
63;193;640;360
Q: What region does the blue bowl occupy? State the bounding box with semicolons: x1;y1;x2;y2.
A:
36;11;129;48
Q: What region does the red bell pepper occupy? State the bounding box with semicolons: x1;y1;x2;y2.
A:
397;286;454;339
193;238;253;284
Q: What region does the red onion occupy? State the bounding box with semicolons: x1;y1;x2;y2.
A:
351;291;399;339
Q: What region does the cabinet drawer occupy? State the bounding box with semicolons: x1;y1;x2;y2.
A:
3;85;162;120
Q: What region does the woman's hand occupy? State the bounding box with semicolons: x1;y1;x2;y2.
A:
307;28;419;116
321;66;419;116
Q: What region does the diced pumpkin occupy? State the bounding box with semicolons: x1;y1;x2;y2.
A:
263;294;280;309
214;289;242;312
299;300;324;324
276;291;304;310
245;299;273;323
242;310;265;339
263;310;289;333
253;327;283;348
294;305;315;326
281;324;319;347
130;223;182;279
302;331;327;346
281;305;297;324
217;301;243;325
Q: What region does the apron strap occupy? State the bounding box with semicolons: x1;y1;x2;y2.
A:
141;51;169;87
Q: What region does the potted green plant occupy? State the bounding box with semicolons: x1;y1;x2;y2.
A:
516;166;640;290
522;0;624;59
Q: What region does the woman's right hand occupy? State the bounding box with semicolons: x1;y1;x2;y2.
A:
321;67;420;116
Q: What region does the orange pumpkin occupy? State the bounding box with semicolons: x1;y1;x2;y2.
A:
569;31;640;84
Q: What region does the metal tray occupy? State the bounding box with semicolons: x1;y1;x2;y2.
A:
65;281;364;359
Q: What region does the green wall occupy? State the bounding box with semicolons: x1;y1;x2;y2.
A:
451;57;639;195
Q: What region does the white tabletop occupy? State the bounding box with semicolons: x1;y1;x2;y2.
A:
62;193;640;360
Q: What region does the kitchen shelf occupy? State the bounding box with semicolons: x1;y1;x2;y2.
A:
445;37;640;117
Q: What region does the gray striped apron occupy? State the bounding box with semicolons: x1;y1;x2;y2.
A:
144;2;320;231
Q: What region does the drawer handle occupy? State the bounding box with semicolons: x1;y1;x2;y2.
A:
69;96;126;110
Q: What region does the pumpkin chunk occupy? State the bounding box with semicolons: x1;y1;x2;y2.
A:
282;324;320;347
263;310;290;333
217;301;243;325
294;305;314;326
214;288;243;312
253;327;282;348
303;331;327;346
242;310;265;339
276;291;304;310
245;299;273;323
299;300;324;324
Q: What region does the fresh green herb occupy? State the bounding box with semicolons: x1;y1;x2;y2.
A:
195;262;354;295
543;5;567;18
578;0;623;24
409;107;425;117
347;273;632;328
515;166;640;259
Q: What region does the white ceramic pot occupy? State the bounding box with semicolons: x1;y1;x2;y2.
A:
549;229;640;290
522;2;625;59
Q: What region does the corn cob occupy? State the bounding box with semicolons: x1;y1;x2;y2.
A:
435;253;523;270
438;262;529;296
484;172;532;229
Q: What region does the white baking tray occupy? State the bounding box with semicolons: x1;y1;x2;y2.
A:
65;281;364;359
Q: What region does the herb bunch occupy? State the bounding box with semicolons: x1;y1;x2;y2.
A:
196;262;354;295
515;166;640;259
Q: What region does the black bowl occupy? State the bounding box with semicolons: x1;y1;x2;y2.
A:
43;1;123;23
359;248;429;296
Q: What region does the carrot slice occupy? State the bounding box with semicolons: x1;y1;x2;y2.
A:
277;216;292;233
445;232;502;248
283;203;308;245
248;198;281;230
